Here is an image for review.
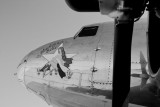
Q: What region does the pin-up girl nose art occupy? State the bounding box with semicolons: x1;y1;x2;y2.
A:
41;43;74;79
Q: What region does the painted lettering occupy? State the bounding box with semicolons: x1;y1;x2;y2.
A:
40;41;63;54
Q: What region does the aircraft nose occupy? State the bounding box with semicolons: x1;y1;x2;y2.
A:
17;50;47;86
17;59;27;85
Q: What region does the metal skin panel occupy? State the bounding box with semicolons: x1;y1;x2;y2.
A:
18;21;160;107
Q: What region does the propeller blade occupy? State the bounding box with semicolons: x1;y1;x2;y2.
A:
112;19;134;107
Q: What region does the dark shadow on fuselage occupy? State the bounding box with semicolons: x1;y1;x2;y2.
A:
66;84;160;107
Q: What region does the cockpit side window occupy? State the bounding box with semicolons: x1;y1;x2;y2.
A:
78;26;98;37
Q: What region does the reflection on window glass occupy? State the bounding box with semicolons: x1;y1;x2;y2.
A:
78;26;98;37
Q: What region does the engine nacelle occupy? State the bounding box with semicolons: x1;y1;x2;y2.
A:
65;0;100;12
65;0;147;19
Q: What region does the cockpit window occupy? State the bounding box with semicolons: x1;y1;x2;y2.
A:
78;26;98;37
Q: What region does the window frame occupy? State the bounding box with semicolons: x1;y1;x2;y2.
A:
74;26;99;39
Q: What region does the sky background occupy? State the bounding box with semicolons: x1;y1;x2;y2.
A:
0;0;147;107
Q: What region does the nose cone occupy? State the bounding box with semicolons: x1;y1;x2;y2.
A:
17;49;48;86
17;63;25;82
17;59;27;86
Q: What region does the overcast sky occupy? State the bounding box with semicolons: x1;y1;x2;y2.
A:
0;0;147;107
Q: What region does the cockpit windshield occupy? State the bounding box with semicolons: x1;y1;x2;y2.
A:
78;26;98;37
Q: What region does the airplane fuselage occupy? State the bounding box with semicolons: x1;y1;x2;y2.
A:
17;20;160;107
